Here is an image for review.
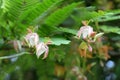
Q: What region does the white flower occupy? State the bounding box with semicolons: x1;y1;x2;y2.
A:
77;26;95;39
24;33;39;47
36;42;49;59
24;30;50;59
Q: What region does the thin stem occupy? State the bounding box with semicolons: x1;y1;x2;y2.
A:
95;21;99;31
82;49;87;74
83;57;86;73
0;52;30;60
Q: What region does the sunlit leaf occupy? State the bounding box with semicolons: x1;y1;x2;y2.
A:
40;37;71;46
51;38;71;46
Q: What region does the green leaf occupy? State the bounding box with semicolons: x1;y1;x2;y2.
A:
100;26;120;34
97;9;120;22
40;37;71;46
51;38;71;46
26;0;63;25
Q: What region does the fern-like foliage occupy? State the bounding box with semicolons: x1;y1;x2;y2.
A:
72;8;120;23
0;0;40;38
21;0;63;25
37;3;78;36
45;3;78;27
0;0;39;26
100;25;120;34
97;9;120;22
0;0;63;38
72;7;104;23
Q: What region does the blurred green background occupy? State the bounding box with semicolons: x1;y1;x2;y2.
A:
0;0;120;80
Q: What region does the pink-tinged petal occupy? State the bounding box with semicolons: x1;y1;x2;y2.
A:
82;31;88;39
34;33;39;46
88;44;92;52
36;42;46;58
42;45;49;59
77;26;87;38
87;26;94;37
90;32;96;37
24;33;39;47
36;42;49;59
77;26;94;39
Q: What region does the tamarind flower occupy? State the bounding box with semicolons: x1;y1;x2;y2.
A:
77;21;103;53
77;25;95;52
24;29;51;59
77;21;96;40
36;42;49;59
77;25;96;40
24;32;39;47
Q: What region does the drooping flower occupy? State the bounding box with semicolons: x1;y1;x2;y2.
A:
77;21;104;53
77;25;96;39
36;42;49;59
77;21;96;40
24;32;39;47
23;29;51;59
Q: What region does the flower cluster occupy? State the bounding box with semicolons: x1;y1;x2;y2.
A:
24;29;50;59
77;21;103;52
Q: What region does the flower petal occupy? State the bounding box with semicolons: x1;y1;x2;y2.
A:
77;26;94;39
42;45;49;59
94;33;104;41
24;33;39;47
36;42;46;58
88;44;92;52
